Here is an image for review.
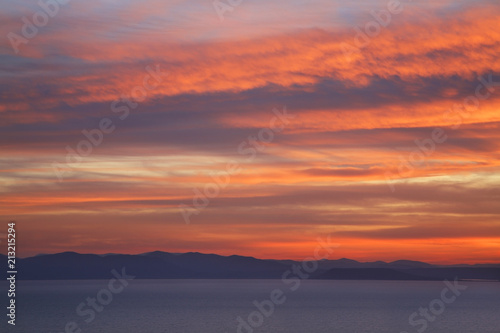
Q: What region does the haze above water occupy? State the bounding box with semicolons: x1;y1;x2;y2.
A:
6;280;500;333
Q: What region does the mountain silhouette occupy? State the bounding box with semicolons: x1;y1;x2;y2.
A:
1;252;499;281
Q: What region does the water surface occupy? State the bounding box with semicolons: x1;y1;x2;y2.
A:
2;279;499;333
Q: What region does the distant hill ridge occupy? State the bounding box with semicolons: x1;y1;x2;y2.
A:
0;252;498;281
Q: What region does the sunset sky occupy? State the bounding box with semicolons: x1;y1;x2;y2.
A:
1;0;499;264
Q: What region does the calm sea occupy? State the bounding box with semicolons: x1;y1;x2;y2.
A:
2;279;499;333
